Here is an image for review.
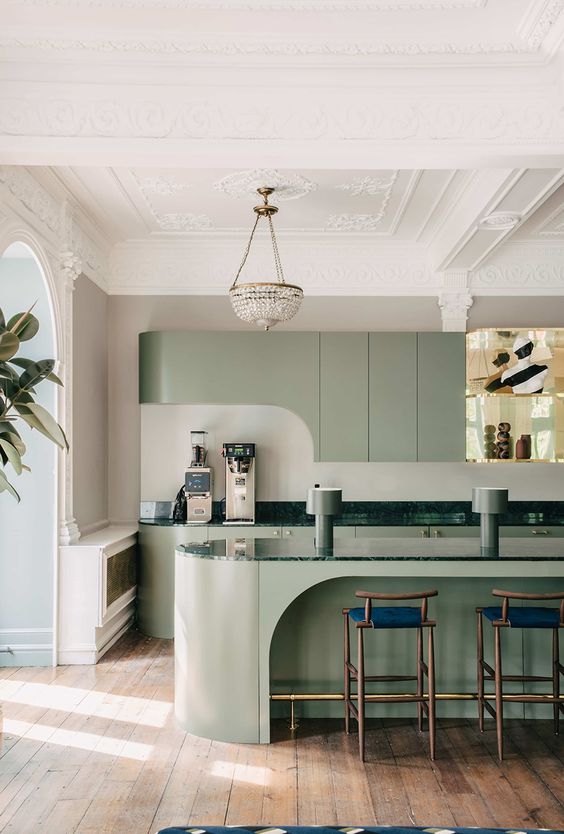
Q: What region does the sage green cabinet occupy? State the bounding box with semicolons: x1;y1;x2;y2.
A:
320;333;368;461
417;332;466;461
369;332;417;462
140;331;320;458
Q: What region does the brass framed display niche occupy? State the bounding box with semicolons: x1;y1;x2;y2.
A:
466;328;564;463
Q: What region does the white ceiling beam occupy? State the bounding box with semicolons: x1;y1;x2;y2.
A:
429;168;564;273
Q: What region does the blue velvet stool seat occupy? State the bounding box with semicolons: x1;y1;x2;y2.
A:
343;589;438;763
477;588;564;762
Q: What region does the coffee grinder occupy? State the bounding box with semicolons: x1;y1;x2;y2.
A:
222;443;256;524
185;431;213;524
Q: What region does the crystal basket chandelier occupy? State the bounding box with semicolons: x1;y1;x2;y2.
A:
229;187;303;331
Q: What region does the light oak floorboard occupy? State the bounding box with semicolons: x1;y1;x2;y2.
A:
0;630;562;833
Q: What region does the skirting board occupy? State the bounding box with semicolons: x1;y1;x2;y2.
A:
58;603;135;665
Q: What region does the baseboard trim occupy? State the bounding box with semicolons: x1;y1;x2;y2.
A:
58;603;135;665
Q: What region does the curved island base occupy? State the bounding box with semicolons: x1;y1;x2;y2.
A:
174;537;564;744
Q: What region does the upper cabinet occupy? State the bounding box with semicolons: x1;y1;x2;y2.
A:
320;333;368;462
139;330;466;463
369;332;417;462
139;331;320;458
466;328;564;463
417;332;466;462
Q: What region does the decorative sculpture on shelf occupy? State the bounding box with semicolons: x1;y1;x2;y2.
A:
496;421;512;459
501;335;549;394
483;424;497;459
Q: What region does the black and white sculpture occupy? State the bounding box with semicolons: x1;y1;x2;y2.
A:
501;335;549;394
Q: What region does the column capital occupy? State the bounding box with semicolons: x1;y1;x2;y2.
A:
438;291;474;332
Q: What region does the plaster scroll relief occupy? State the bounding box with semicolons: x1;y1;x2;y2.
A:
136;175;192;197
108;241;435;294
0;167;62;238
335;174;398;197
213;170;317;201
472;262;564;290
1;97;562;142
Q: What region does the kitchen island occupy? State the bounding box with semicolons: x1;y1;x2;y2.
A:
174;537;564;744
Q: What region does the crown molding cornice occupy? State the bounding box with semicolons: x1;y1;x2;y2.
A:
471;242;564;293
109;239;436;295
0;35;534;60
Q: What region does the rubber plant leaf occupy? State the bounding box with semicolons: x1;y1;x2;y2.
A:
0;468;20;502
19;359;55;390
0;430;26;456
0;437;22;475
15;402;68;450
0;307;5;331
7;306;39;342
0;332;20;361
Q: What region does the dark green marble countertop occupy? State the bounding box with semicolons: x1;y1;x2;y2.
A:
140;500;564;527
176;537;564;561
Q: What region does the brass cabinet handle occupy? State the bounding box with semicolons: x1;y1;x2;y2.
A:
433;529;441;538
531;529;550;535
273;530;279;536
419;529;428;538
284;529;292;536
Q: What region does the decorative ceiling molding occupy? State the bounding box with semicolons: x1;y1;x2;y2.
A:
135;174;192;197
479;211;522;230
2;96;563;143
12;0;488;10
0;166;63;238
155;213;213;231
325;213;389;231
109;239;435;295
335;173;398;197
471;243;564;292
0;35;533;58
520;0;564;49
213;169;317;201
326;172;399;229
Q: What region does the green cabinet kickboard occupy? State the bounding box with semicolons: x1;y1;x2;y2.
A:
417;332;466;461
320;333;368;461
369;332;417;462
139;331;320;458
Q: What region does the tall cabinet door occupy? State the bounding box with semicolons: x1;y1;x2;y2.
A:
417;332;466;461
320;333;368;461
369;332;417;461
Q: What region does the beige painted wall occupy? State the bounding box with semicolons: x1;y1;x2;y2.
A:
73;275;109;532
109;294;564;523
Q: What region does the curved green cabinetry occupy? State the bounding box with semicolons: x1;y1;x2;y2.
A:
139;330;320;458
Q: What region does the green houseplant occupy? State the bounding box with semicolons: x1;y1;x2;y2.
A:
0;305;68;501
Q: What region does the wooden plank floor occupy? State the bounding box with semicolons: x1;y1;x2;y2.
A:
0;629;562;834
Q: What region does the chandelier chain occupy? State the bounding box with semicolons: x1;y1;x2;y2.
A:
231;212;261;289
267;214;286;285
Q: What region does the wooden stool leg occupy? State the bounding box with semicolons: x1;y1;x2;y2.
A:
344;613;351;734
553;627;560;736
494;625;504;762
477;610;485;732
357;626;365;762
417;627;423;732
428;626;436;761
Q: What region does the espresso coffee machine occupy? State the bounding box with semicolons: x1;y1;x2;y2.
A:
185;431;213;524
222;443;256;524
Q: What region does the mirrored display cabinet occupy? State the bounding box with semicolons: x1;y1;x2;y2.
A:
466;328;564;463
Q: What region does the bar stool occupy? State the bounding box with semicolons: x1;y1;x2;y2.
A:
477;588;564;762
343;589;438;762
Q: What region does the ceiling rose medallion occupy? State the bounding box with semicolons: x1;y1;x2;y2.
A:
229;187;303;331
